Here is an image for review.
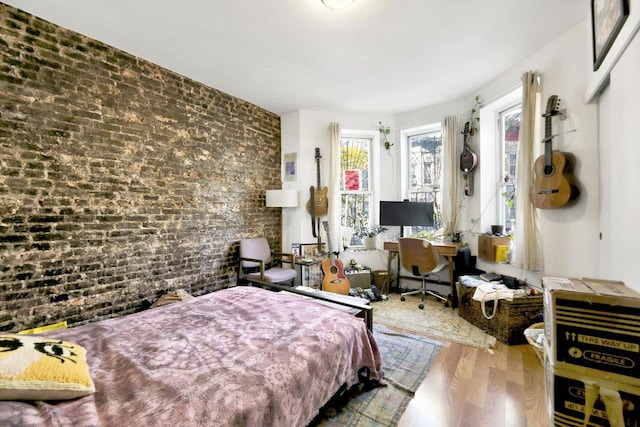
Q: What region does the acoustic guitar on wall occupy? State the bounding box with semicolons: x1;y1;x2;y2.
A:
321;221;350;295
530;95;579;209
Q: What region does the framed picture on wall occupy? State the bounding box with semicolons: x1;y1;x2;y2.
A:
284;152;297;182
591;0;629;71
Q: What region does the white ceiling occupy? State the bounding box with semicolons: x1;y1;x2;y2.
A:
3;0;587;116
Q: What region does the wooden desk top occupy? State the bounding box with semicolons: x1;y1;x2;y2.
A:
383;240;459;256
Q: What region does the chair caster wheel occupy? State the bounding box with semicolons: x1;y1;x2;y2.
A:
400;296;405;301
444;302;449;308
419;303;424;309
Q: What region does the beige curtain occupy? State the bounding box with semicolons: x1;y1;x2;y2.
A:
441;115;460;236
512;71;542;270
328;122;341;250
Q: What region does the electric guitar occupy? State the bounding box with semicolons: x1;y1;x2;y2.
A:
321;221;350;295
306;148;329;217
460;121;477;196
306;148;329;240
530;95;579;209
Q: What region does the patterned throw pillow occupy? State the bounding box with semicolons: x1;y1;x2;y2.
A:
0;334;95;401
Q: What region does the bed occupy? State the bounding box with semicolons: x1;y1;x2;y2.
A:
0;286;383;426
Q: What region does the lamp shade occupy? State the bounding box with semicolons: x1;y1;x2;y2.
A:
321;0;354;10
265;189;298;208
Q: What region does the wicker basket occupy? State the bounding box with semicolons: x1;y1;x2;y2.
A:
457;282;544;345
524;322;545;365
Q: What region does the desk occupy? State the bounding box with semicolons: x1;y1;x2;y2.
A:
383;240;460;308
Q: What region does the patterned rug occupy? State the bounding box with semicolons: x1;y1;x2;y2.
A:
372;293;497;350
310;325;440;427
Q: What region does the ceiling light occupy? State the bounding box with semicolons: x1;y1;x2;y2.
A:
321;0;355;10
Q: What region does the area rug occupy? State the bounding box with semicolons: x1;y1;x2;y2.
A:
372;293;497;351
309;325;440;427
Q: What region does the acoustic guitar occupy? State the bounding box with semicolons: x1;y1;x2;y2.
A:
321;221;350;295
530;95;579;209
460;121;477;196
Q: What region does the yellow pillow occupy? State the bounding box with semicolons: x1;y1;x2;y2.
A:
18;321;68;335
0;334;95;401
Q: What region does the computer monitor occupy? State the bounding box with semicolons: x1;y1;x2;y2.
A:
379;200;434;237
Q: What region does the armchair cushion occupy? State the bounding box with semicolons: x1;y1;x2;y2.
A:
247;267;297;284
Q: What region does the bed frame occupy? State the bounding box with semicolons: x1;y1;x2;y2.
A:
245;279;373;331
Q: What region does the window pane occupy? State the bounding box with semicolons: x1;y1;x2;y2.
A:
408;130;442;233
340;138;369;191
501;106;520;234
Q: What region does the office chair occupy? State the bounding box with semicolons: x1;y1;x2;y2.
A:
398;237;448;309
238;237;297;285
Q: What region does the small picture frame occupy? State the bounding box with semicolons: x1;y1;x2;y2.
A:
291;243;300;257
591;0;629;71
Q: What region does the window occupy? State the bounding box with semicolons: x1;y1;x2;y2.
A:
339;135;372;247
498;105;521;234
479;87;522;240
406;126;443;234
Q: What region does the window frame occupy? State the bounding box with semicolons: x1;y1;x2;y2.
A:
498;103;521;234
338;129;377;248
400;123;443;235
478;87;522;236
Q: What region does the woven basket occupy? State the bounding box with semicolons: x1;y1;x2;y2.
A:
457;282;543;345
525;322;545;365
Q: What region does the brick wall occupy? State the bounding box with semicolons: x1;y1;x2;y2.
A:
0;4;282;332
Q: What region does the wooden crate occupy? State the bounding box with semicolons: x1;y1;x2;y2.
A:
457;282;543;345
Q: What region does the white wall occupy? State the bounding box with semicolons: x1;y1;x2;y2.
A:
281;110;395;269
281;12;640;291
471;20;600;285
598;26;640;290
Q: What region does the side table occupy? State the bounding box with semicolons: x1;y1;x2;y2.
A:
295;258;322;288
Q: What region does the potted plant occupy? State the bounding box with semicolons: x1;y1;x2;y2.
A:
363;225;388;249
378;122;393;150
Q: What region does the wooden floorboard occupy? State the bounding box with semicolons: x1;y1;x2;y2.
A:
397;338;549;427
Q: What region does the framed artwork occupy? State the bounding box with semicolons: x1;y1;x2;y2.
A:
300;243;326;258
591;0;629;71
284;152;297;182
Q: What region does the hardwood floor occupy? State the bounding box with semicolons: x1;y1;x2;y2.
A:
397;338;550;427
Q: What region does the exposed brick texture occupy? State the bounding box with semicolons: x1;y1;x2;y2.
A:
0;4;282;332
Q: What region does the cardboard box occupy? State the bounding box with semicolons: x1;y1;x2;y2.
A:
543;277;640;384
478;234;510;262
545;355;640;427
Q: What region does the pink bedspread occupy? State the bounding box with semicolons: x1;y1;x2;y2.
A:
0;286;383;427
